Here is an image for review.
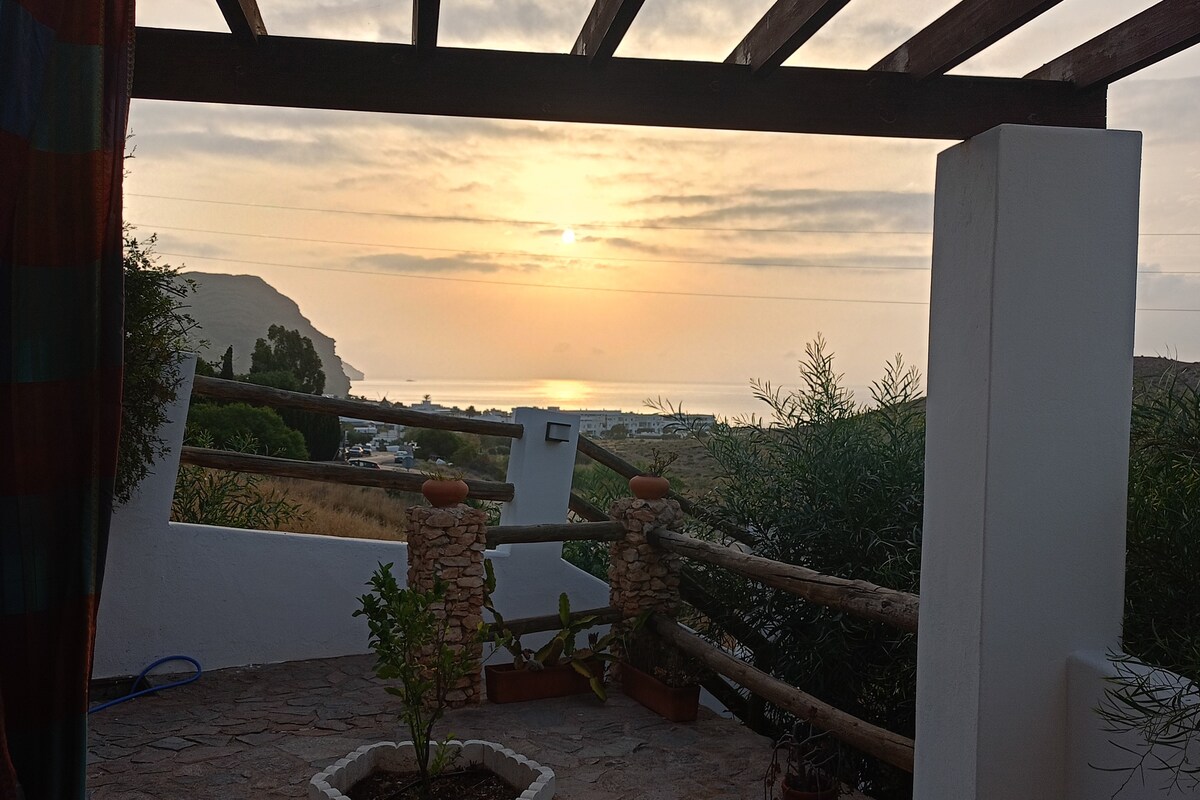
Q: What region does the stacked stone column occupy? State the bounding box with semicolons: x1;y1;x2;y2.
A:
406;505;487;707
607;497;685;624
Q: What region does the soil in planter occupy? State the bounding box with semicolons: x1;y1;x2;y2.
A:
348;767;519;800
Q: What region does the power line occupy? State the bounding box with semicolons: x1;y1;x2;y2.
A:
154;250;1200;311
132;222;935;272
126;192;1200;237
154;251;931;306
135;221;1200;276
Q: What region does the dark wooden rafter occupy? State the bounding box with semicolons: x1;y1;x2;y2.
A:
1026;0;1200;88
572;0;645;60
412;0;441;52
214;0;267;43
132;28;1107;141
872;0;1062;78
726;0;851;74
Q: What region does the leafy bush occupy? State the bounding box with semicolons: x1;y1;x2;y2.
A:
117;232;198;505
668;337;923;797
171;432;302;529
666;341;1200;797
186;401;308;459
355;564;481;797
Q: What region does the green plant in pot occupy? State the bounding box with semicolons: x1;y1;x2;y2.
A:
483;561;616;703
420;466;469;508
616;615;703;722
352;563;481;799
628;448;678;500
765;727;841;800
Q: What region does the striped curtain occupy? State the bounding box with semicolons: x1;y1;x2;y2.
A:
1;0;132;796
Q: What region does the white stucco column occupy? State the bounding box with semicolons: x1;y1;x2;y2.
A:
915;125;1142;799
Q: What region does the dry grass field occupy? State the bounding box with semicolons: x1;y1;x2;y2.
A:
593;436;725;496
256;476;415;541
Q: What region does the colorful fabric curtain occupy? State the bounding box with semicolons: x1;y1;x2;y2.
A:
1;0;132;796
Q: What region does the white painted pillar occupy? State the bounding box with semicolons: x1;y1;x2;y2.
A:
491;408;609;617
916;125;1142;799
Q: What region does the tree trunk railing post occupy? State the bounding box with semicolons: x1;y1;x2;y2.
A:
407;503;488;707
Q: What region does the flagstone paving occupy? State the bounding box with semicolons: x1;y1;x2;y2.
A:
86;654;776;799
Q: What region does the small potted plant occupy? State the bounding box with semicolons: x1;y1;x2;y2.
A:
616;617;703;722
628;448;679;500
420;466;468;508
312;563;555;799
765;726;841;800
482;562;616;703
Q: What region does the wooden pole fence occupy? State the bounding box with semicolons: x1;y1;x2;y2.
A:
647;528;919;633
649;615;915;773
190;375;525;438
179;446;516;501
486;521;626;548
574;435;755;545
483;606;623;640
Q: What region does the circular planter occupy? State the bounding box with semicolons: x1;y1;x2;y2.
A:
628;475;670;500
421;478;469;507
310;740;555;800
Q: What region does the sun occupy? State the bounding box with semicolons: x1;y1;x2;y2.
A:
561;228;576;245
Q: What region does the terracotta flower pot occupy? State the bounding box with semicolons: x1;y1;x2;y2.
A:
421;478;469;507
779;774;839;800
484;661;599;704
629;475;670;500
619;663;700;722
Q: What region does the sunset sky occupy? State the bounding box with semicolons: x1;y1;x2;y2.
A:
126;1;1200;409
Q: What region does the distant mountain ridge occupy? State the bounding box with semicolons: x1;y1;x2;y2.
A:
180;272;358;396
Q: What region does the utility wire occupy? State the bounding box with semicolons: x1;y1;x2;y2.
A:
154;251;931;306
135;222;1200;275
132;223;934;272
125;193;1200;238
154;251;1200;311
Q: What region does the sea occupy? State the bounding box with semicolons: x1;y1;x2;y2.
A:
348;377;775;421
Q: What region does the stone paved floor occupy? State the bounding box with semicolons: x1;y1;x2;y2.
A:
87;654;777;799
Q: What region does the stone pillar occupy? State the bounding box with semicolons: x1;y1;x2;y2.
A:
406;504;488;707
917;125;1141;800
607;497;685;621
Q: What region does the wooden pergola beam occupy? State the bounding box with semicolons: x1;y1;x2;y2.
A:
412;0;441;52
872;0;1062;79
572;0;645;60
214;0;267;43
1025;0;1200;88
725;0;851;74
132;28;1107;141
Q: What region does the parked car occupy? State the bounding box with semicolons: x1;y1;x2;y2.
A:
362;444;372;455
347;445;364;458
347;459;380;469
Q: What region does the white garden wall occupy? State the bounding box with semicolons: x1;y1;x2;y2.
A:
94;359;608;678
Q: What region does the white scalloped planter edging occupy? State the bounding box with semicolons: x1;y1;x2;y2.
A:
309;739;555;800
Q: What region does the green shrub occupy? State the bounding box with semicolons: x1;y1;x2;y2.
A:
171;432;302;529
186;401;308;459
117;232;199;506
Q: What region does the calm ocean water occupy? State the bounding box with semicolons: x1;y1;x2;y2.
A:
348;377;773;420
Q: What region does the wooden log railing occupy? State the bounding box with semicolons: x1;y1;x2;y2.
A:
574;434;755;546
648;528;919;633
486;521;625;548
482;606;623;640
649;614;915;773
180;446;516;501
191;375;526;438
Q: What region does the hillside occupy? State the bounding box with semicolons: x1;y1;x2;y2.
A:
180;272;358;396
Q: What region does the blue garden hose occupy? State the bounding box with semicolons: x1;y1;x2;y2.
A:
88;655;202;713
